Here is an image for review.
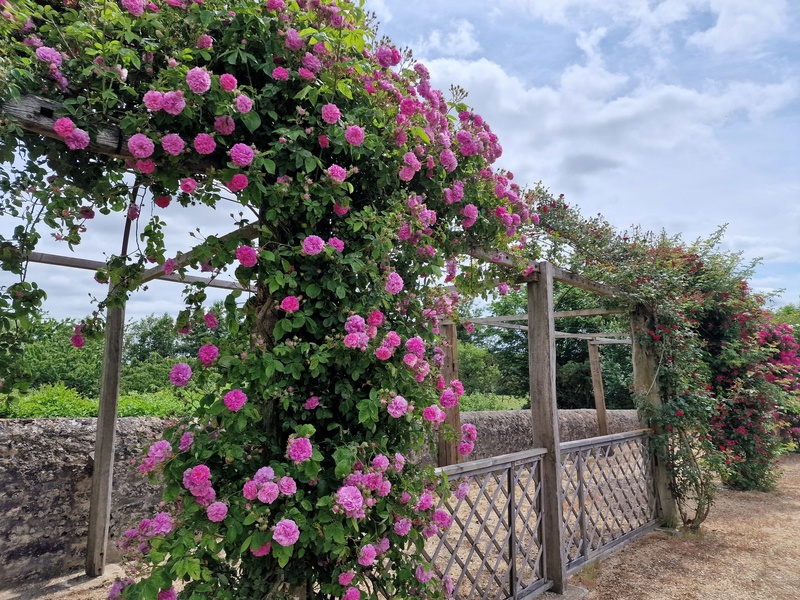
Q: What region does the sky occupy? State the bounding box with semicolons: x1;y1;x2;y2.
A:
2;0;799;323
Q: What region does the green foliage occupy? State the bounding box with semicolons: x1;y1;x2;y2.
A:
23;317;103;397
0;383;194;418
459;393;527;412
1;382;97;417
457;342;502;395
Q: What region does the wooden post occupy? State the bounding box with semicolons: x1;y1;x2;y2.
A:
528;262;566;593
86;213;134;576
85;302;125;575
630;304;678;527
588;342;609;436
437;322;461;467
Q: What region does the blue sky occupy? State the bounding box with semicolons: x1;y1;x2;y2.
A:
2;0;799;322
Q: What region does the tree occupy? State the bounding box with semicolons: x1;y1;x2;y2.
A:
0;2;540;598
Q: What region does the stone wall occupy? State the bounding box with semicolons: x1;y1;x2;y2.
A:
465;408;640;461
0;418;165;589
0;409;640;589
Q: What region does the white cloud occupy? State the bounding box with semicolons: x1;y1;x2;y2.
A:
368;0;392;24
514;0;792;55
688;0;790;54
414;20;481;58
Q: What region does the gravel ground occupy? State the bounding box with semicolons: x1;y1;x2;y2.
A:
8;454;800;600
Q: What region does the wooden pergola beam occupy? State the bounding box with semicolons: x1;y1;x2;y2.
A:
3;95;131;159
138;224;259;285
26;251;248;292
551;265;620;297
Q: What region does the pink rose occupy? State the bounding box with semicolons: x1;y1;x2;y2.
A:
272;519;300;546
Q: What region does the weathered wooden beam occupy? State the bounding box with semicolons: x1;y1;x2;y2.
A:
551;265;620;297
3;94;215;169
86;302;125;576
26;251;247;291
437;323;461;467
138;224;259;285
2;94;131;159
587;342;609;436
554;307;627;318
554;332;630;341
527;262;566;592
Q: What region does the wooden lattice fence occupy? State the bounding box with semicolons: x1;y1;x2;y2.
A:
424;430;657;599
424;448;551;600
560;430;657;573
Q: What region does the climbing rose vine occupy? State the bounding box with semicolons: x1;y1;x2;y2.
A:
0;1;540;598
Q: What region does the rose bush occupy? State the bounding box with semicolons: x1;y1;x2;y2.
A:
0;1;540;598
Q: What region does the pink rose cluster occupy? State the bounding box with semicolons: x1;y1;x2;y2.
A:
386;395;408;418
118;511;174;555
344;313;385;352
70;323;85;348
439;379;465;409
286;436;314;464
272;518;300;546
51;117;90;151
236;245;258;267
280;295;300;312
302;235;325;255
143;90;186;115
375;328;401;361
242;466;297;505
334;452;404;521
403;336;431;383
182;464;217;507
458;422;478;456
385;272;404;295
169;362;192;386
139;440;172;474
198;343;219;367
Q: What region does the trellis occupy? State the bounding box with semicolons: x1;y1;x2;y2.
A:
2;95;677;595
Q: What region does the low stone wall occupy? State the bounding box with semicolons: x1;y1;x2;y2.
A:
0;418;165;589
466;408;641;461
0;409;640;589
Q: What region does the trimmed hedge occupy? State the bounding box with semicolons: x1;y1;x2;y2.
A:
0;383;195;418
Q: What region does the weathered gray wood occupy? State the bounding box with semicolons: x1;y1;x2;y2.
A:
436;447;547;478
630;304;678;526
437;323;461;467
2;94;131;159
554;308;626;318
527;262;566;593
559;429;650;452
588;342;609;436
551;265;619;297
26;251;247;291
138;224;259;285
85;302;125;575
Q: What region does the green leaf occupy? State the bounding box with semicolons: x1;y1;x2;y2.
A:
337;80;353;100
306;283;321;298
242;111;262;133
328;522;345;545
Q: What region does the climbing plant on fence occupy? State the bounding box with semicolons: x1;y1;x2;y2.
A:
532;193;796;523
0;1;541;598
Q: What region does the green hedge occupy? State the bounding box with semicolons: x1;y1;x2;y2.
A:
0;383;196;418
459;393;528;412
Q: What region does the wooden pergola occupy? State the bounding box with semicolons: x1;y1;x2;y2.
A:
468;307;631;437
4;96;677;595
